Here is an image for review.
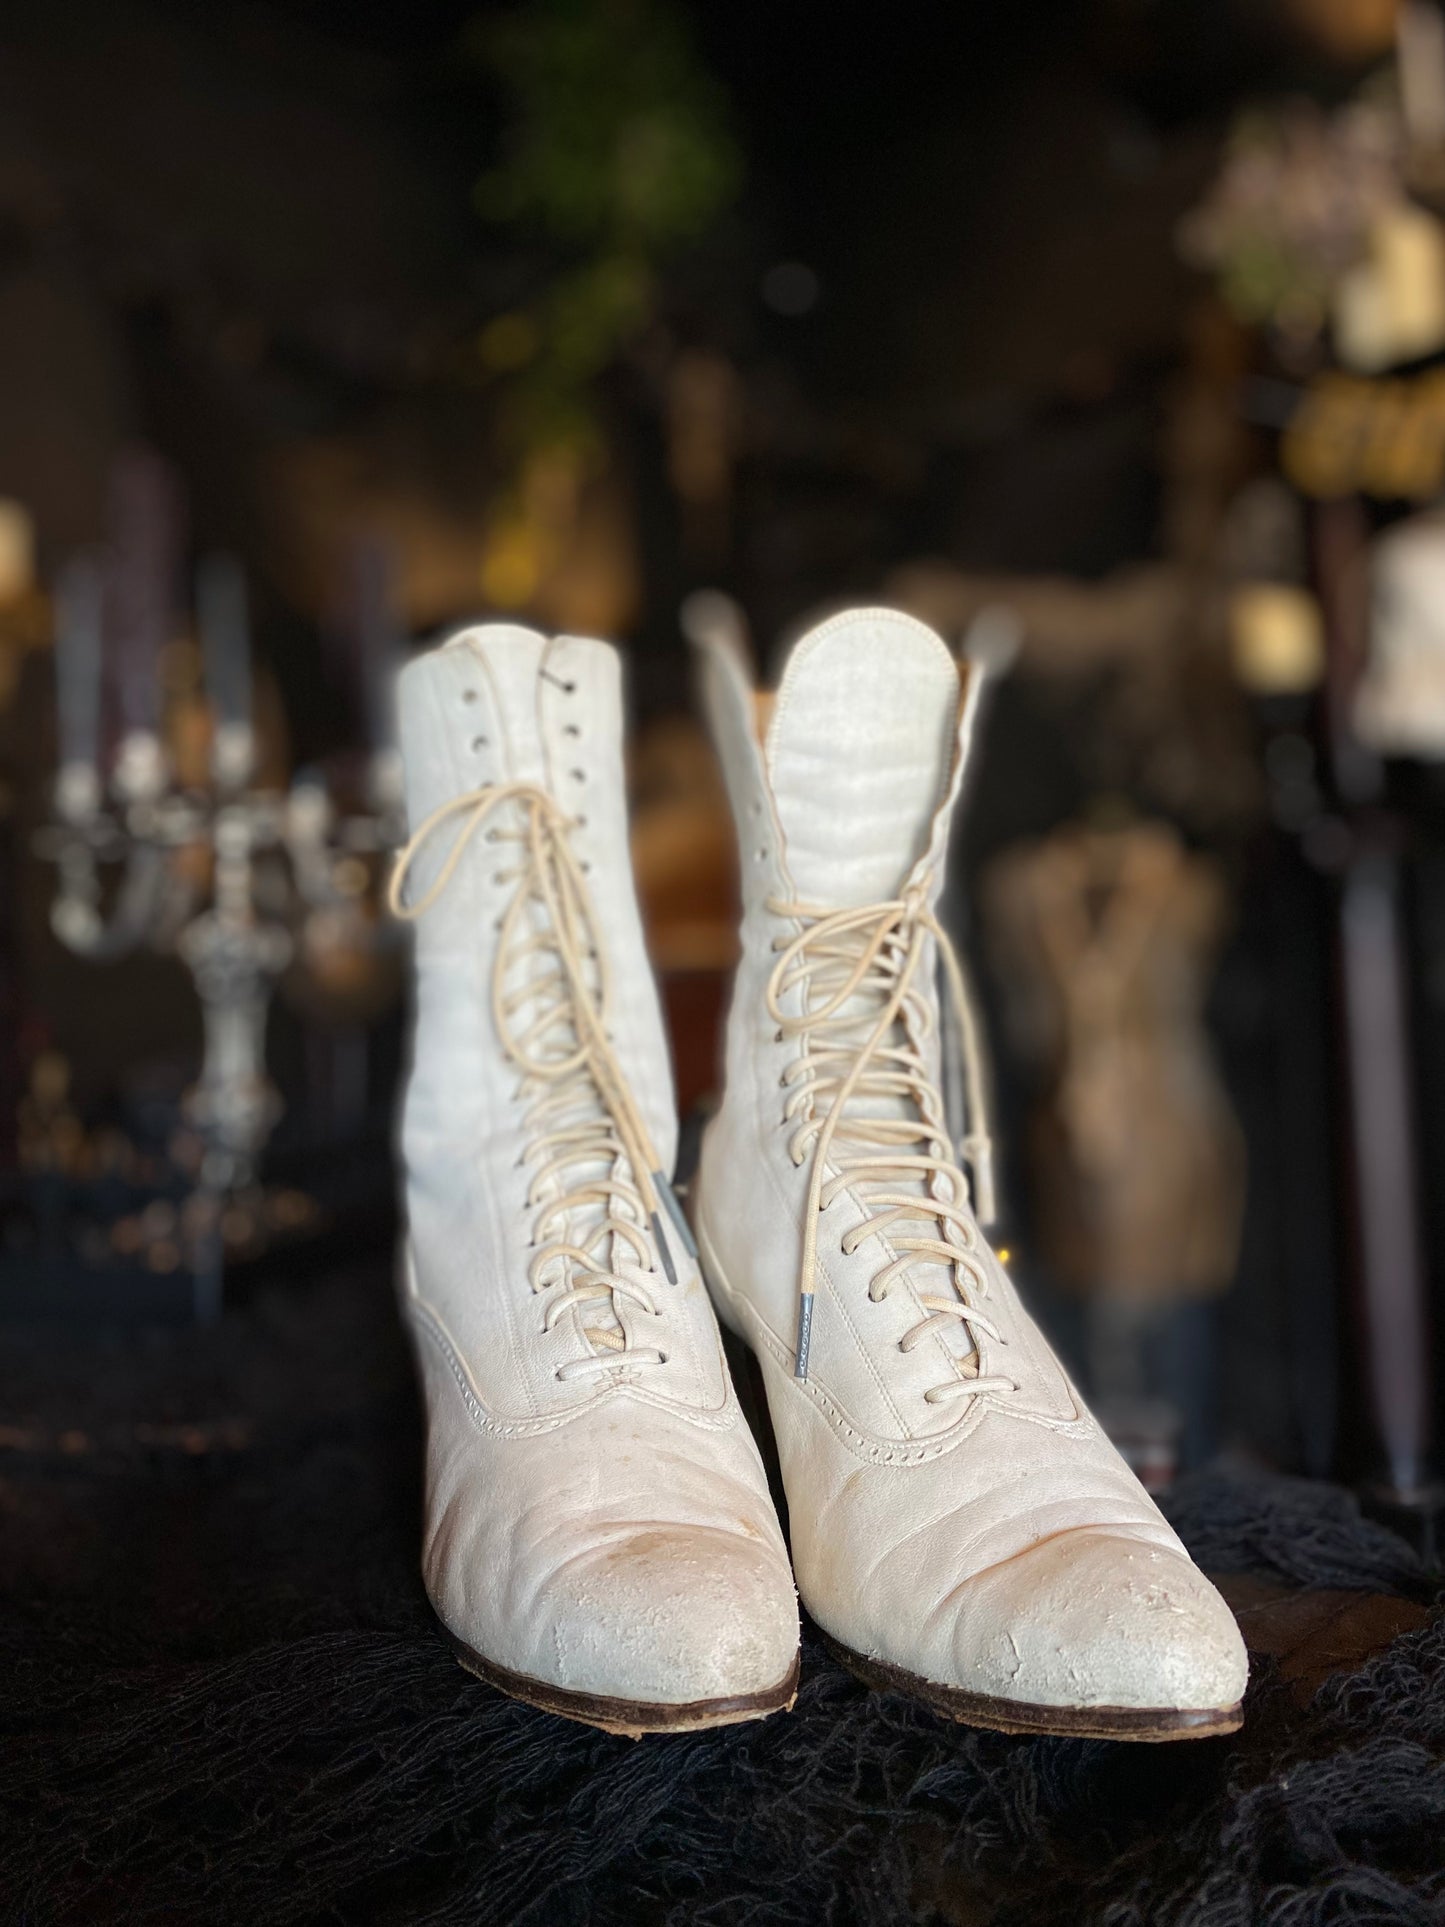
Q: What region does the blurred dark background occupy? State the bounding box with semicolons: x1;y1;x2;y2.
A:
2;0;1442;1517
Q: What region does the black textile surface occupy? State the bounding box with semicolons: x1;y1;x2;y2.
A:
1;1260;1442;1927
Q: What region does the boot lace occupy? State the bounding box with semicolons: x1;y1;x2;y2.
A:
767;884;1015;1403
390;781;694;1382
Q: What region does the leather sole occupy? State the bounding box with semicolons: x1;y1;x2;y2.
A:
822;1632;1243;1742
444;1628;801;1739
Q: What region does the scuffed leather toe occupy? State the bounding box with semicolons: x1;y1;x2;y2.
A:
947;1527;1248;1712
413;1333;799;1716
539;1522;799;1706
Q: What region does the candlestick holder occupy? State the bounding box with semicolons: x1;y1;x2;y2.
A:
34;548;408;1322
37;730;406;1320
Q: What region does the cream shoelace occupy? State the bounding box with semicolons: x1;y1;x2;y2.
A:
389;781;694;1382
768;884;1016;1403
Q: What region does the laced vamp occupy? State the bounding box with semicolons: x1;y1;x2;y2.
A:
768;884;1016;1405
390;781;694;1383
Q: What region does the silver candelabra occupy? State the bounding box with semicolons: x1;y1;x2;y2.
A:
38;505;407;1320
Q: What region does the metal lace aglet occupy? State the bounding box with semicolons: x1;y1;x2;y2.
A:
966;1136;998;1228
649;1209;679;1286
794;1291;815;1379
653;1170;699;1261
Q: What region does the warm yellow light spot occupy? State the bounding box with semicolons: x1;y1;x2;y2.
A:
480;524;541;608
995;1247;1012;1266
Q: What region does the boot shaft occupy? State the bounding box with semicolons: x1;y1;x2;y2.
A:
396;623;676;1166
696;606;977;934
696;608;980;1131
394;623;691;1421
693;606;1008;1435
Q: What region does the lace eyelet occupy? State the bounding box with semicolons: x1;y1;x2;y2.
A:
462;689;478;704
471;736;488;752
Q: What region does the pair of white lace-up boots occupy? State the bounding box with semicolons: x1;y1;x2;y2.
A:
388;607;1248;1741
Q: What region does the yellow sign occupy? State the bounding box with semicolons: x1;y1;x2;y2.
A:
1283;368;1445;500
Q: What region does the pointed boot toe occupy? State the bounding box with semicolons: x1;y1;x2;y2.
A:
534;1519;800;1716
939;1527;1247;1733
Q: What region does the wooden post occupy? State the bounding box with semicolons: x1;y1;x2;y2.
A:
1312;494;1441;1549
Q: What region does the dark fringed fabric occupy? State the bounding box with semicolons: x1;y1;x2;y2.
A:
1;1263;1441;1926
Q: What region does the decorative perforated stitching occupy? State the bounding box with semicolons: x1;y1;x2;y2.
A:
409;1300;744;1440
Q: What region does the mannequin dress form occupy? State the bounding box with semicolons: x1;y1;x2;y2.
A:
986;814;1244;1479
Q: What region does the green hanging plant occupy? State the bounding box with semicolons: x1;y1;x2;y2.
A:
470;0;741;460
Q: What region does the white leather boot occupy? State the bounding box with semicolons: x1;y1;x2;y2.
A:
691;606;1247;1741
389;623;798;1736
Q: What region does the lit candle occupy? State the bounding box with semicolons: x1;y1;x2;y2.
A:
350;535;402;754
53;553;103;819
107;446;181;741
106;447;183;801
196;554;254;789
338;535;405;810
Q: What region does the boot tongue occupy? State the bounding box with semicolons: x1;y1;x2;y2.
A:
765;609;961;906
767;610;980;1388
